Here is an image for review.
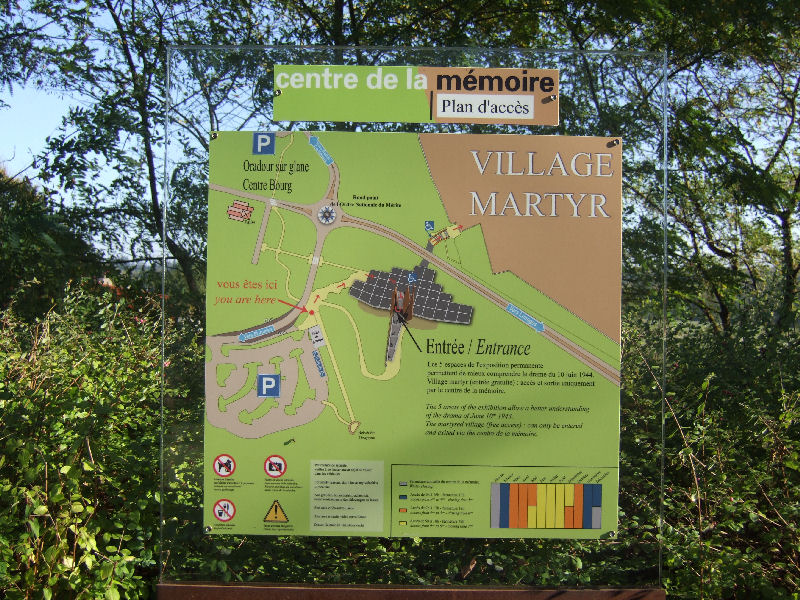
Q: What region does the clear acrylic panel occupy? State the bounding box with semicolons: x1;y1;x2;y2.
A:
161;46;668;586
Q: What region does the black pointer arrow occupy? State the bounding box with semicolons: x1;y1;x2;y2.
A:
395;311;422;352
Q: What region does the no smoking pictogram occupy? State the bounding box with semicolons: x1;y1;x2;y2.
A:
264;454;287;478
213;454;236;477
213;499;236;522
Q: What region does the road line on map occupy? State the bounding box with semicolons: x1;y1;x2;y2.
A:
270;208;302;303
322;300;400;381
252;201;270;265
320;400;349;426
314;307;357;425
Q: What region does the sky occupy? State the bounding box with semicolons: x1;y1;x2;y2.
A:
0;84;73;181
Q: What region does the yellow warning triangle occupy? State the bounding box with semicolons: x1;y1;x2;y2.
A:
264;500;289;522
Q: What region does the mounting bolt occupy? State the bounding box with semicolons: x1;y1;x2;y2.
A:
274;89;282;97
211;132;218;140
204;526;212;533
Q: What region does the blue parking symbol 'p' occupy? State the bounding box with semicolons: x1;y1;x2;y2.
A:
252;132;276;155
256;374;281;398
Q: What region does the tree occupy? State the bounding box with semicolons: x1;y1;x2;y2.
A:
0;0;41;104
14;1;273;303
0;169;102;317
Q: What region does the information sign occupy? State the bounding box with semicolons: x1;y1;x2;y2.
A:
203;130;621;537
273;65;559;125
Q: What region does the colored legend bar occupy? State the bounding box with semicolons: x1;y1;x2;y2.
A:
491;483;602;529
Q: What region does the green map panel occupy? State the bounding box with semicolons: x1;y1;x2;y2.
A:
204;131;621;538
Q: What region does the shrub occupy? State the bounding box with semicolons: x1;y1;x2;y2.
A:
0;282;165;599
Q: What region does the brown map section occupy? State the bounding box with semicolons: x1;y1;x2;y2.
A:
420;134;622;342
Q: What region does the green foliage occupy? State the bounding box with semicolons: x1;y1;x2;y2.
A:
3;277;797;598
0;1;40;98
0;282;168;599
622;295;800;598
658;317;800;597
0;171;102;318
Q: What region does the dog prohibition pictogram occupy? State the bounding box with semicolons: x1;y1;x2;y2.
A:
264;500;289;522
213;454;236;477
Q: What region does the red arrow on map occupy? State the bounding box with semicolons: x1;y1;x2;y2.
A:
368;273;375;278
455;224;464;231
277;299;307;313
314;295;320;302
337;282;346;288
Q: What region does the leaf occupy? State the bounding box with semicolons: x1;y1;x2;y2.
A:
43;546;59;563
100;561;114;579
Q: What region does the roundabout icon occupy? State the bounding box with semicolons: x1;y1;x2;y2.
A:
317;205;336;225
